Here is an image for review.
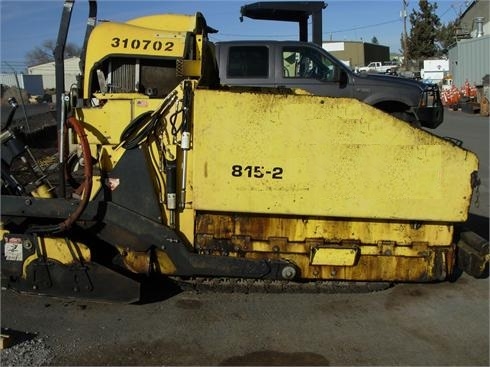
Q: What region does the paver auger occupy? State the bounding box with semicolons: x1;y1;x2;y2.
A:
1;1;487;302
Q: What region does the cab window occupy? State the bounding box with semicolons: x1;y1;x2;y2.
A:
227;46;269;78
282;46;336;81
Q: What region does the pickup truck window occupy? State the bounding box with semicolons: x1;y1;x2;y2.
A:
227;46;269;78
282;46;337;81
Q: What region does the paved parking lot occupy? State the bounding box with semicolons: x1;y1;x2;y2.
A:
428;109;489;241
1;107;489;366
430;109;489;216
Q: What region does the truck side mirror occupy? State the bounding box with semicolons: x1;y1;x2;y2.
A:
332;68;348;85
339;70;348;86
331;67;341;82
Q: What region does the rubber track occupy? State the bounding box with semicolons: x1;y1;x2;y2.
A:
170;277;393;294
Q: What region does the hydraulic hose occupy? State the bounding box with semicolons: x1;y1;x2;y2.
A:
119;110;155;150
2;97;18;131
119;90;178;150
28;116;93;234
58;116;93;231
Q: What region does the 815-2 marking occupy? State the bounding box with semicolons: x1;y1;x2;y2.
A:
231;165;283;179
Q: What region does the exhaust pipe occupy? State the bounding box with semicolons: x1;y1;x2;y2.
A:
474;17;485;38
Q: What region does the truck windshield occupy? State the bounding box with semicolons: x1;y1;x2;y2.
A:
282;46;336;81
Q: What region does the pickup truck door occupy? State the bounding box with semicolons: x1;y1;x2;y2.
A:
276;45;352;98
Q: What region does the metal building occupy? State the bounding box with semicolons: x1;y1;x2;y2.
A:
448;0;490;88
322;41;390;69
448;36;490;87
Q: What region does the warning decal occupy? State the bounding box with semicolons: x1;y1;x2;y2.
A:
4;238;23;261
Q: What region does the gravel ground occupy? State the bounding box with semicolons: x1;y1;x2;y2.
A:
1;332;53;366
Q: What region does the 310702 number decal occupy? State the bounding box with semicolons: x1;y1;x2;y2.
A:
231;165;283;179
110;37;174;52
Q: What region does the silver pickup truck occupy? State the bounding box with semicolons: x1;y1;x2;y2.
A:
215;40;443;129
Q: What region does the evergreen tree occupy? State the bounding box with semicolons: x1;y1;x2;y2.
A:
436;20;459;55
371;36;379;44
406;0;441;62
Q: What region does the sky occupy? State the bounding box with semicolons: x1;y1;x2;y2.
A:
1;0;466;71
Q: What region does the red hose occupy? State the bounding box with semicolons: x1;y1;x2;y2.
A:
58;116;93;231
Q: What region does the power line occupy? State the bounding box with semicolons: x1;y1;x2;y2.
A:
0;61;28;73
328;18;401;34
213;18;402;39
212;33;299;38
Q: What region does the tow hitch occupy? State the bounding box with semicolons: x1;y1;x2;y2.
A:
457;231;489;278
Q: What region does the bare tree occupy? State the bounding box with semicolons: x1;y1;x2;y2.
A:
26;40;81;66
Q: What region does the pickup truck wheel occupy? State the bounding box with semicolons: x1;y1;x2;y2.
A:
409;120;422;128
390;111;420;127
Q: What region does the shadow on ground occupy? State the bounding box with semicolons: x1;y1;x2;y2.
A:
136;276;183;305
464;213;489;240
219;350;330;366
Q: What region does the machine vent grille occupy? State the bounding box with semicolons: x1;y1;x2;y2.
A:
110;59;136;93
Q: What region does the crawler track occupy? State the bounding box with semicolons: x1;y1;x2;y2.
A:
171;277;393;294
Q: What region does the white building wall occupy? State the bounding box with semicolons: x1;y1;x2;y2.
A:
0;73;18;87
27;57;80;90
0;73;44;95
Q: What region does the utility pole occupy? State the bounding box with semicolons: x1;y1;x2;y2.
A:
402;0;409;69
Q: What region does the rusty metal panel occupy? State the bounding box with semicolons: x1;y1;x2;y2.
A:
195;213;455;246
193;213;455;282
